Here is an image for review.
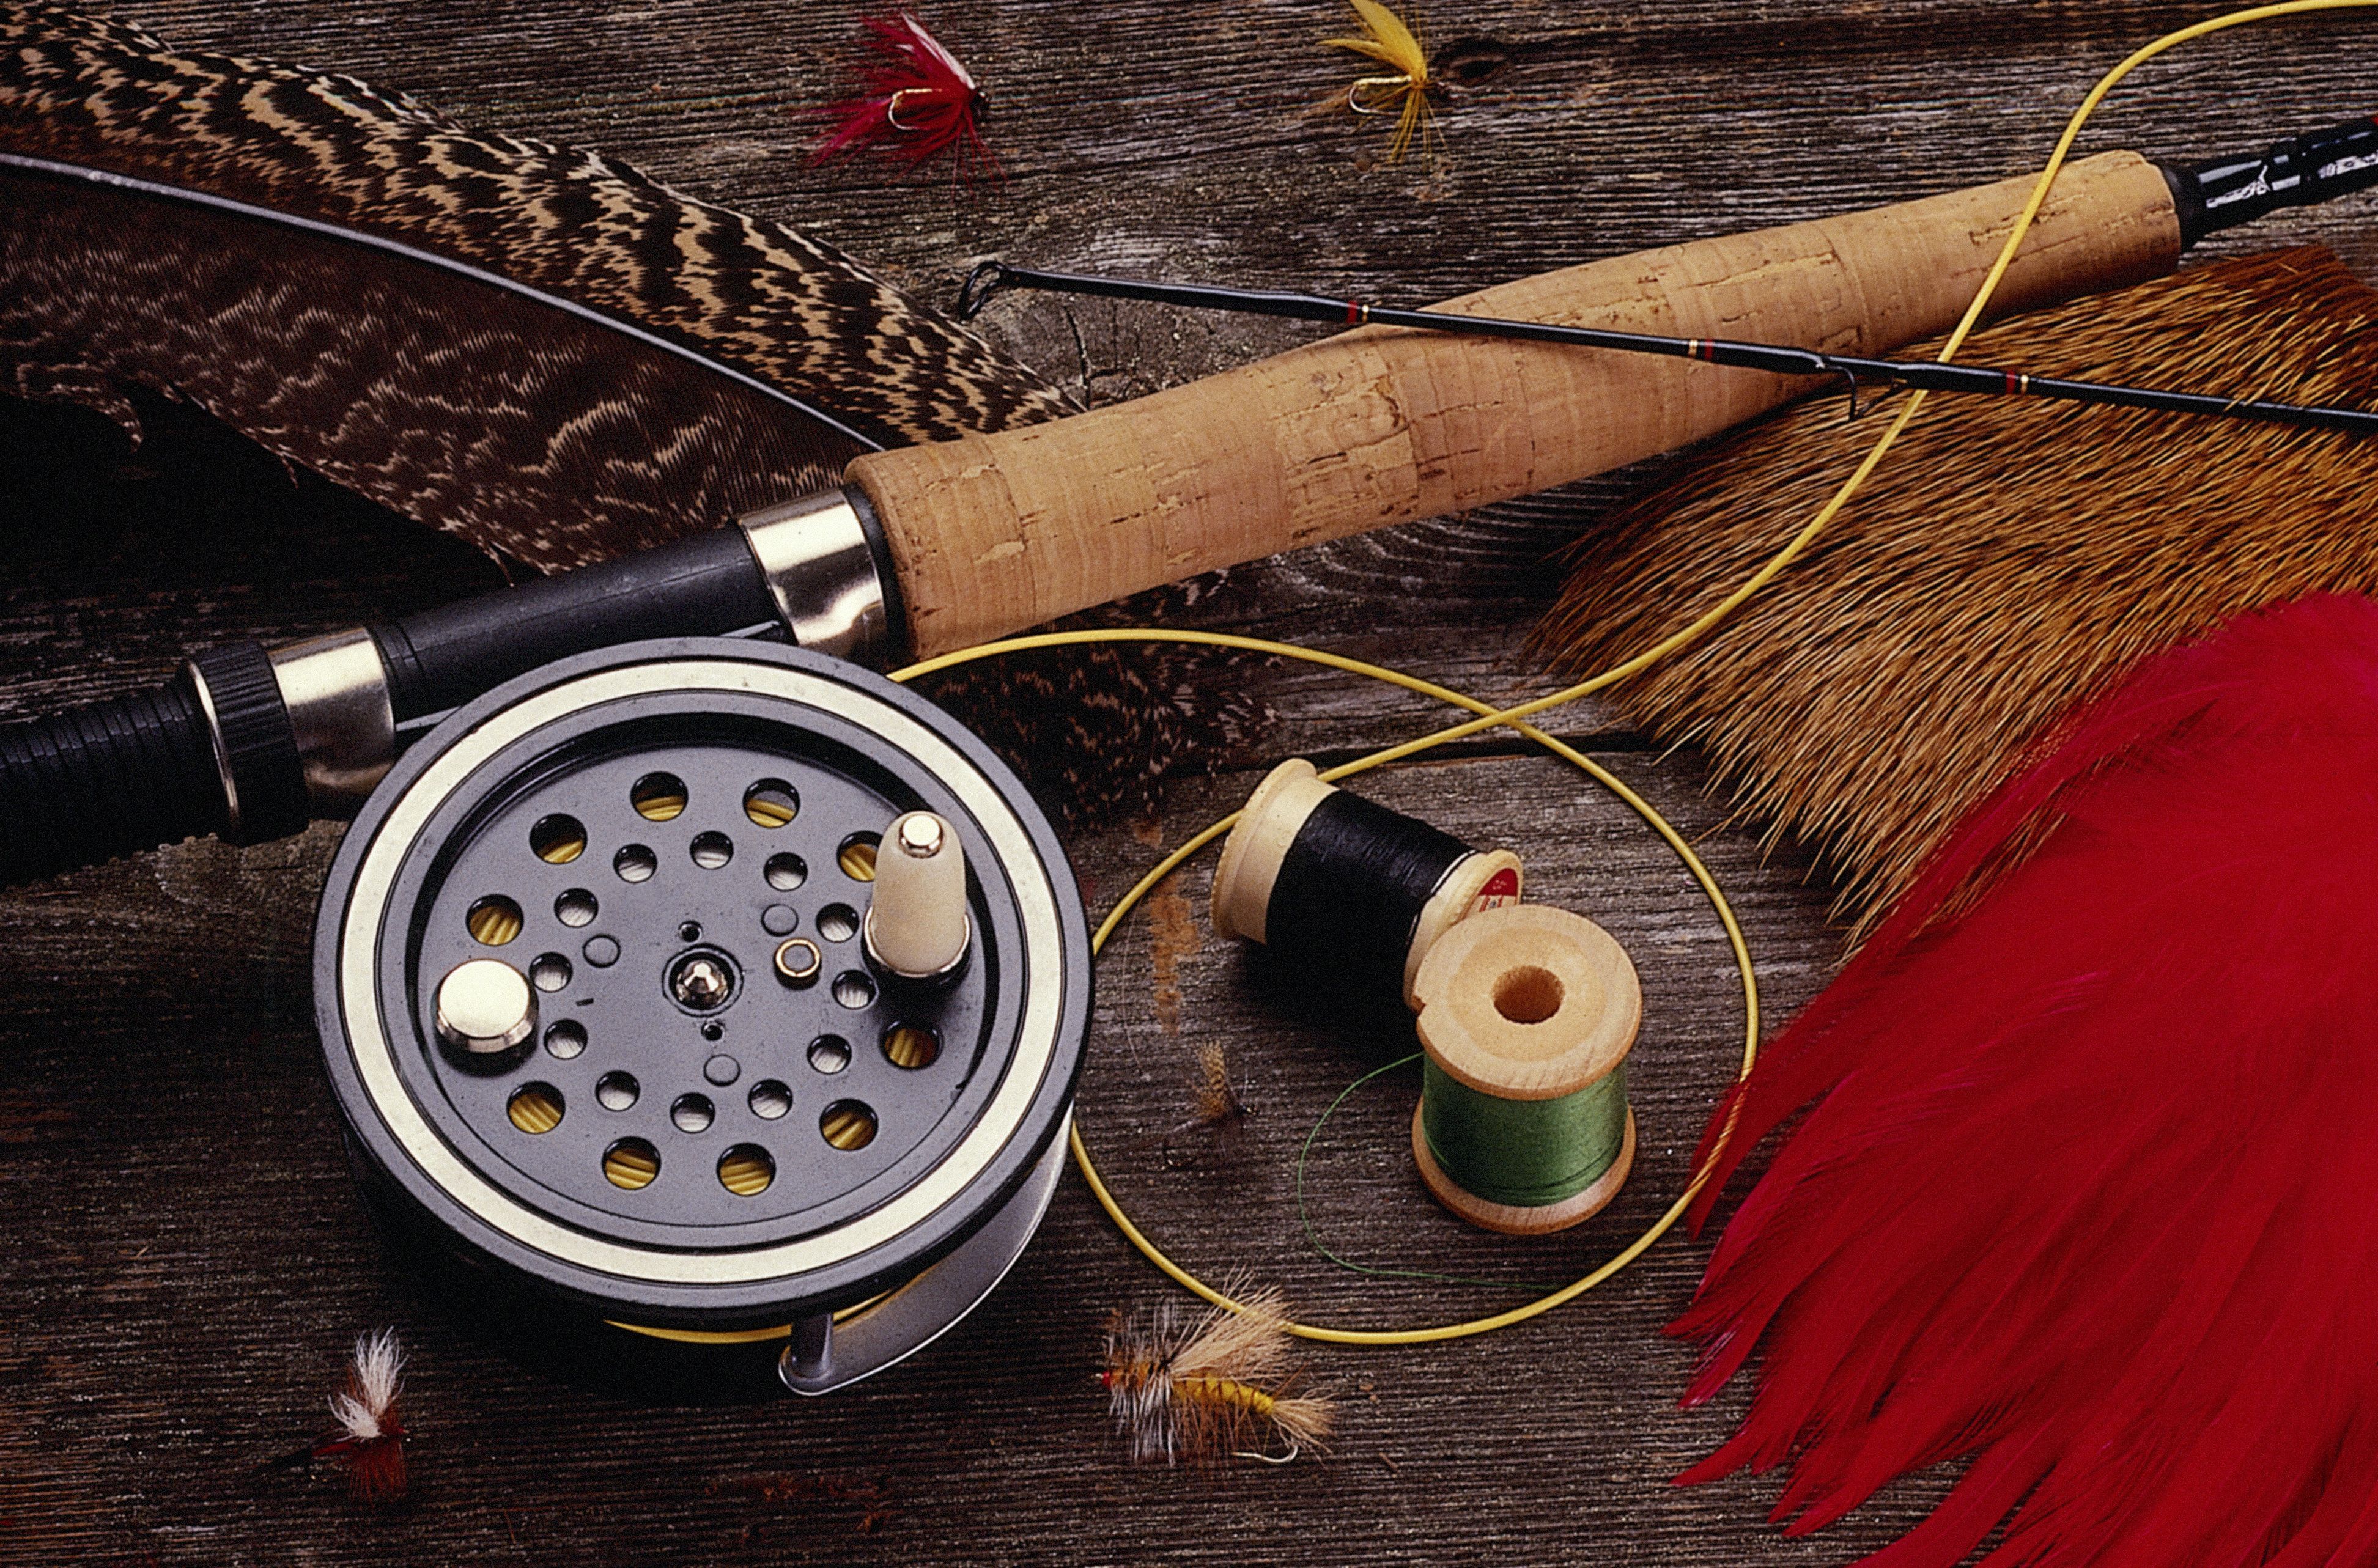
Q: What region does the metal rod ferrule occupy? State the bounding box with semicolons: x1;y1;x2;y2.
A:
736;487;899;666
268;627;398;815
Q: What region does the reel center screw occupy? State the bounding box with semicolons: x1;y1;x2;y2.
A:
670;951;736;1012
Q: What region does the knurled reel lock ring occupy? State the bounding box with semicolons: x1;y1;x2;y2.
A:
313;638;1091;1394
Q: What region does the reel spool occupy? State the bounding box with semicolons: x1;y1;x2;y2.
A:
312;638;1090;1397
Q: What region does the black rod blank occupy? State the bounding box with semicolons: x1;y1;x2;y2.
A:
960;262;2378;439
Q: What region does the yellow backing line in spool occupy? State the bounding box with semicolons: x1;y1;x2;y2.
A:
839;837;881;880
616;1321;794;1346
609;1290;892;1345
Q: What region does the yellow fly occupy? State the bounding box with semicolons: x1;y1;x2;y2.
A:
1323;0;1433;163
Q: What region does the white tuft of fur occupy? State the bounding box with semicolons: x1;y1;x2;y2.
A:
328;1328;404;1443
898;13;976;87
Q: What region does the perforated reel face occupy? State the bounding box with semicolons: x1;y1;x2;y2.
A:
314;640;1090;1330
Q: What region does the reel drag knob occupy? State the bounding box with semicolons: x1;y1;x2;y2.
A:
865;811;970;981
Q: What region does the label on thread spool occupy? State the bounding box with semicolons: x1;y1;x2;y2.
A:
1409;904;1641;1236
1404;852;1523;1009
1209;758;1521;1009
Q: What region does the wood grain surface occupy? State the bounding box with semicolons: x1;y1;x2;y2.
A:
3;4;2374;1564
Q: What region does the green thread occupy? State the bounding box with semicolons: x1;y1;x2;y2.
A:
1291;1055;1558;1293
1420;1059;1628;1209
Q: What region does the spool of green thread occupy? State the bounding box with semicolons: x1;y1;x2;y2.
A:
1408;904;1641;1235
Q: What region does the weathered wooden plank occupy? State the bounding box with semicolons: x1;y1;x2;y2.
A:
4;2;2372;1562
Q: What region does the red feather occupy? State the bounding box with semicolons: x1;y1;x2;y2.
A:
1674;593;2378;1566
811;12;997;179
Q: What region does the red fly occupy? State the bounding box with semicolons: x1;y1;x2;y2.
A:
813;13;998;181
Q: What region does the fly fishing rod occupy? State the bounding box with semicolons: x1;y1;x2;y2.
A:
955;109;2378;436
4;114;2375;897
956;113;2378;436
956;259;2378;436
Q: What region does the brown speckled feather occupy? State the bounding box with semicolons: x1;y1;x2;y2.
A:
0;4;1073;466
0;2;1262;823
1;156;885;570
1539;248;2378;933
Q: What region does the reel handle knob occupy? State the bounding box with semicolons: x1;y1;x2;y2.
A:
865;811;970;981
434;958;537;1056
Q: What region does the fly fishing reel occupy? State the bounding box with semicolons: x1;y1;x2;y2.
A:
313;638;1090;1397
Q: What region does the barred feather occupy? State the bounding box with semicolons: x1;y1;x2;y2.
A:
0;1;1064;570
0;3;1263;825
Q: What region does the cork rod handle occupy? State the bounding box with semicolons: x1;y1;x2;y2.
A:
850;152;2180;658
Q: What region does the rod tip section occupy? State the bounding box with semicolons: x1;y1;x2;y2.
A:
957;260;1011;321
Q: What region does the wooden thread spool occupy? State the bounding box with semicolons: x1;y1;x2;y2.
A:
1211;758;1521;1009
1409;904;1641;1235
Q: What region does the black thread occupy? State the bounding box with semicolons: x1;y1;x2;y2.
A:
1265;789;1474;1005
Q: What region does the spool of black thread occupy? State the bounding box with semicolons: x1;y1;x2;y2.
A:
1209;759;1522;1009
